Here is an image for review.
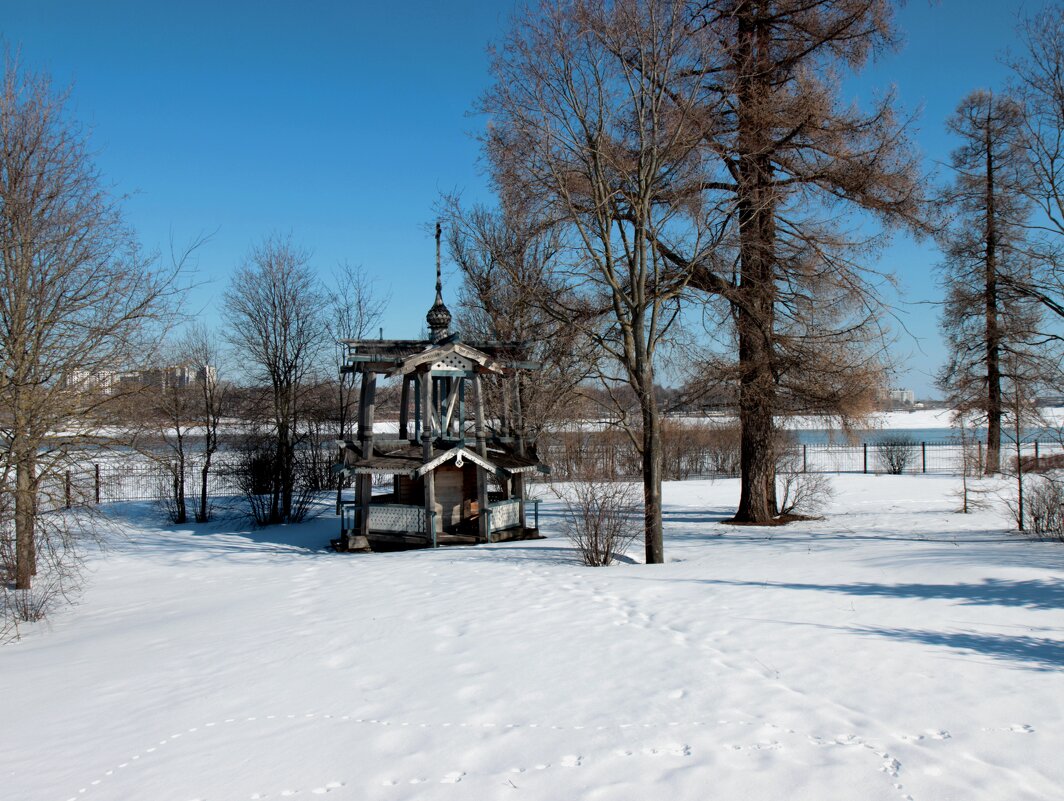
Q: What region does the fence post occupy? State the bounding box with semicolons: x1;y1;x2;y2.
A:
94;464;101;504
65;470;72;508
863;443;868;474
1034;440;1040;470
921;442;926;474
802;444;807;473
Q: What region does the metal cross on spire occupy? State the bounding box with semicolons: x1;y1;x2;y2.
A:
426;220;452;341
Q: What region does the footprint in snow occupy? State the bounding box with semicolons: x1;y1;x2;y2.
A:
310;782;345;794
440;772;465;783
1009;723;1034;733
560;755;582;767
643;744;691;757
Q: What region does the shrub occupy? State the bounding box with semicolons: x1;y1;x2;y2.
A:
877;437;917;474
557;479;639;566
1023;473;1064;541
776;444;833;517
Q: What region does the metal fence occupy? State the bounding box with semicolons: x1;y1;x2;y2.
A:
8;438;1064;512
23;461;246;511
541;438;1064;480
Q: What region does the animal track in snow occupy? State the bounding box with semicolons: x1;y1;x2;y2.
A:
64;710;915;801
642;743;692;757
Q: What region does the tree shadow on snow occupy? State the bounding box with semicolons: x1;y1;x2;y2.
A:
96;500;337;560
694;576;1064;610
853;626;1064;672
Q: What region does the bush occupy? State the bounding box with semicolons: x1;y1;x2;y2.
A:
877;437;917;474
776;444;833;517
557;479;639;566
661;419;742;478
1024;473;1064;541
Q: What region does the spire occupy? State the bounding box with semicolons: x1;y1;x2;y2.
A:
426;221;452;341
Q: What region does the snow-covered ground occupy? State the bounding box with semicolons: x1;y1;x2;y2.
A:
3;475;1062;801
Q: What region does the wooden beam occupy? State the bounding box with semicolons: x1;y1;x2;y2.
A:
441;376;461;435
420;370;432;461
399;375;410;440
473;373;487;459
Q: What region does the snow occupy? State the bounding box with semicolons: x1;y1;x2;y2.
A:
3;475;1063;801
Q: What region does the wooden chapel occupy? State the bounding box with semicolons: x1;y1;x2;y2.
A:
333;225;548;552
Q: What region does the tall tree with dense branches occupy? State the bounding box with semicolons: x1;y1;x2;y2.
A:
937;90;1043;474
676;0;925;522
484;0;925;530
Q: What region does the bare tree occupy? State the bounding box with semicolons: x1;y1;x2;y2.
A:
482;0;726;563
224;235;327;524
440;197;596;445
0;56;179;593
151;361;195;524
937;90;1045;474
181;324;228;523
1001;6;1064;347
325;262;385;513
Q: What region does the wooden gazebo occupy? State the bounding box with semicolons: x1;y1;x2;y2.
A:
333;227;548;552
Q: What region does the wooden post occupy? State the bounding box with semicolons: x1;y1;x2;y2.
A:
357;369;368;443
457;379;465;443
863;443;868;474
921;442;927;474
421;370;437;545
363;372;377;458
473;373;487;458
1034;440;1040;470
65;470;72;509
94;463;101;505
514;373;525;456
359;372;377;544
413;374;421;442
473;372;491;542
421;370;433;460
802;445;807;474
399;375;410;440
515;472;526;530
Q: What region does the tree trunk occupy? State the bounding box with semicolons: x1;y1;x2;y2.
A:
14;451;37;590
984;115;1002;474
641;395;664;564
731;9;780;523
199;462;210;523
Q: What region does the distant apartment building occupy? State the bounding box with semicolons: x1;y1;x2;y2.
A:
66;364;216;393
888;388;915;406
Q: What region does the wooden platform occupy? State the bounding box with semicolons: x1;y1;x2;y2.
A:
331;527;545;553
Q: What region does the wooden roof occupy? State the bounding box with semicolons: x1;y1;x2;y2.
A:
336;439;545;478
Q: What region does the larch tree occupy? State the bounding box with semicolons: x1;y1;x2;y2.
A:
937;90;1043;474
668;0;925;522
482;0;726;563
0;57;177;594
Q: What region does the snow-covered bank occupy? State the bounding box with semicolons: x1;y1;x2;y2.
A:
2;476;1062;801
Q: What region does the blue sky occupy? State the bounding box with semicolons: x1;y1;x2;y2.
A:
0;0;1047;396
